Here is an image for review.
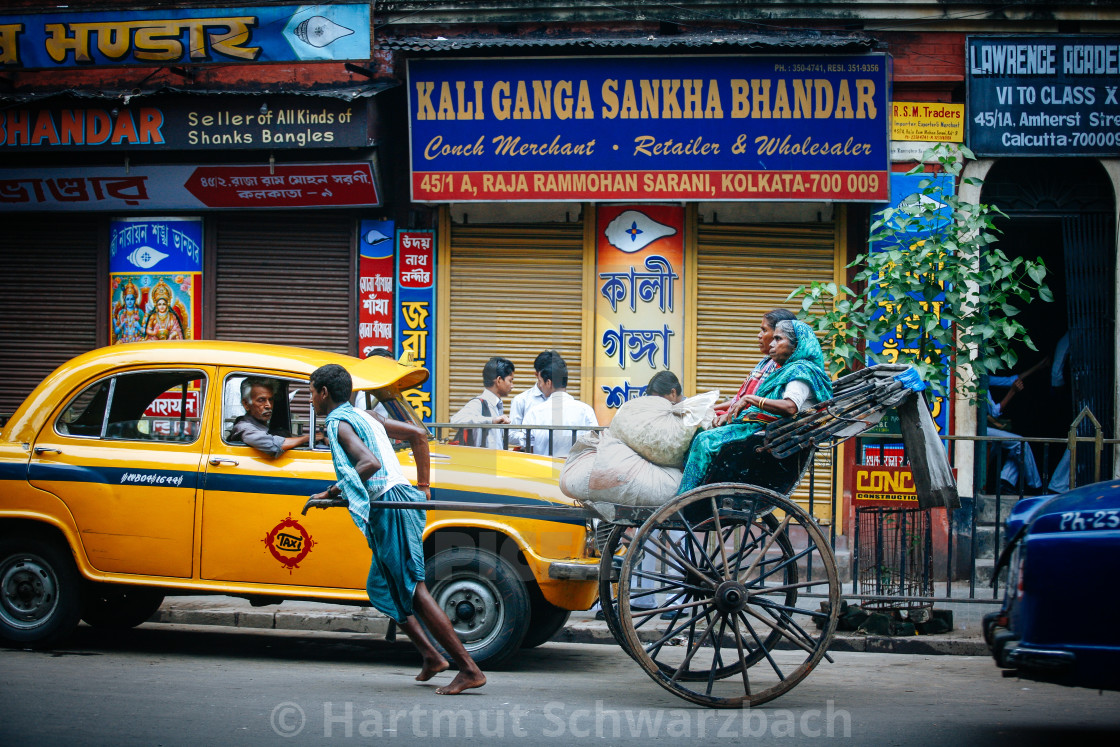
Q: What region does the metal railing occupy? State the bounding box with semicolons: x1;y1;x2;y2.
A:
428;421;605;456
424;417;1116;607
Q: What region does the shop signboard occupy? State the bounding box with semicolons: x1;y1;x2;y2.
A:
890;101;964;142
0;96;372;151
0;4;370;69
357;220;395;359
395;230;436;423
408;55;891;203
967;36;1120;156
593;204;685;424
852;465;920;506
0;162;379;210
109;217;202;344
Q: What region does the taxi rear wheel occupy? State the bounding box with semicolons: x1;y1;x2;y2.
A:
81;584;165;629
425;547;530;668
0;536;82;648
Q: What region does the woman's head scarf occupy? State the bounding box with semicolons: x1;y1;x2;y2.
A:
734;319;832;422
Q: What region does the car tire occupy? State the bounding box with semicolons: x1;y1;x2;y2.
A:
0;536;82;648
520;594;571;649
425;547;530;668
81;585;165;629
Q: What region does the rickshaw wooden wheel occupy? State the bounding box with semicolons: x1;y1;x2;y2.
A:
599;513;798;681
617;482;840;708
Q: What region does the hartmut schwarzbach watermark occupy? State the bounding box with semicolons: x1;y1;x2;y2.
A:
270;700;852;739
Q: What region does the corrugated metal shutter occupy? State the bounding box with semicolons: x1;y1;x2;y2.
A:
447;223;584;414
695;223;837;516
0;216;99;418
214;214;352;354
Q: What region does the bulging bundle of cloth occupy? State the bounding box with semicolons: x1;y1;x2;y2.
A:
560;391;718;507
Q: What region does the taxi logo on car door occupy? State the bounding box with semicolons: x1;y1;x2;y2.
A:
262;514;315;572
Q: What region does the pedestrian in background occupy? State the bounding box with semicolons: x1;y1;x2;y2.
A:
450;356;514;449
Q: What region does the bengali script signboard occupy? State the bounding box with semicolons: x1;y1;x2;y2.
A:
109;217;202;344
408;55;891;203
357;220;395;359
0;4;370;69
967;36;1120;156
0;162;379;211
593;205;685;424
395;231;436;423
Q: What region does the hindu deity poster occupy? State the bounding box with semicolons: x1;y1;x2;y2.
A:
109;217;203;344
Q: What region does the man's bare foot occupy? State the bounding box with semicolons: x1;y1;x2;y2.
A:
415;655;450;682
435;670;486;695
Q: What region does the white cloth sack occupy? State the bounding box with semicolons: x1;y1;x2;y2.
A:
608;390;719;467
558;431;599;502
586;433;682;507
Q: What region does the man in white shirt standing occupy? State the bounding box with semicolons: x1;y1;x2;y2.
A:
450;356;514;449
508;349;555;449
522;352;598;458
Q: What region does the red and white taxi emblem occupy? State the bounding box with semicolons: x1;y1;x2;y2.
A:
262;514;315;572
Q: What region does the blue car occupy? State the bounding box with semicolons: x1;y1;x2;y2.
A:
984;479;1120;691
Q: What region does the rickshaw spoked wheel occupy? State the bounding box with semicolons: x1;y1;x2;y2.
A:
617;482;840;708
598;511;797;682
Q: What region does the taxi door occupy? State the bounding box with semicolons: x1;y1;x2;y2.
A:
28;368;210;578
198;369;369;590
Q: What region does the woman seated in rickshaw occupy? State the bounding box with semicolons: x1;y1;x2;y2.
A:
678;319;833;493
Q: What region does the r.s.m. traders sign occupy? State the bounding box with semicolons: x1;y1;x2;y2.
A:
407;55;891;203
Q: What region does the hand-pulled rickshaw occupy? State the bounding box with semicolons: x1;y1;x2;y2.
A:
309;364;953;708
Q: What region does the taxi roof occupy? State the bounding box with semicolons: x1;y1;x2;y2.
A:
3;341;428;443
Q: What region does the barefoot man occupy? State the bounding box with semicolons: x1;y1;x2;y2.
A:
302;363;485;695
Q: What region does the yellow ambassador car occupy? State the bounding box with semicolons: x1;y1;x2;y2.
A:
0;342;599;666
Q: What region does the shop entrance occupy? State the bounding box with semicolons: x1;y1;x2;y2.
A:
981;158;1116;483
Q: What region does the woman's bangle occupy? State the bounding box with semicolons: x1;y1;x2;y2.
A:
759;397;766;411
416;482;430;488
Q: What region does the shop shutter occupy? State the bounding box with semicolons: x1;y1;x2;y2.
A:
213;214;352;354
695;223;838;515
0;216;99;418
447;223;585;416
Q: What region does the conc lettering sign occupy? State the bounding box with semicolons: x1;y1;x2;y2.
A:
853;465;919;506
408;55;890;203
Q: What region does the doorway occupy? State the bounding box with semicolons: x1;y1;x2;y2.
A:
982;158;1116;483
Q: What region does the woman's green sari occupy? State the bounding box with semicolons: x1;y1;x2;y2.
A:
677;320;833;493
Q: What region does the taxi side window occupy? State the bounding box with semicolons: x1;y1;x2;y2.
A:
223;374;313;448
57;371;206;442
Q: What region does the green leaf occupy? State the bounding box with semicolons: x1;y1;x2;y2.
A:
1039;286;1054;302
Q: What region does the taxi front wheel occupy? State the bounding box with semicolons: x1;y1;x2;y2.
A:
425;547;530;668
81;584;165;629
0;536;82;648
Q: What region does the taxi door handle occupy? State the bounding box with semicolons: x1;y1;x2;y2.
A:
34;447;62;455
208;457;239;467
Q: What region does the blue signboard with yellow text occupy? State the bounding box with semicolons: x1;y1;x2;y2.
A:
0;4;370;69
408;55;891;203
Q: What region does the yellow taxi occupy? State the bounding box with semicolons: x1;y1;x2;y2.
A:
0;341;598;665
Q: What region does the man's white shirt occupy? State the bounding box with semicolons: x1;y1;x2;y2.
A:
522;391;599;458
450;388;505;450
508;383;547;448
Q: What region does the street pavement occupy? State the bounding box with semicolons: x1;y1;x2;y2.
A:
150;595;990;656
